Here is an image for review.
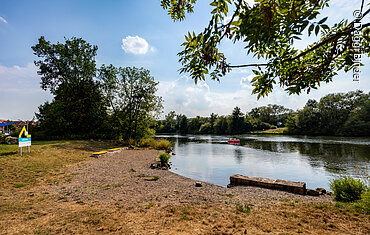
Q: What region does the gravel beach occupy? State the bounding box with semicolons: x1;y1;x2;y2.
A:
53;149;332;207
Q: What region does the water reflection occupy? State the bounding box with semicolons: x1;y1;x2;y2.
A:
157;134;370;189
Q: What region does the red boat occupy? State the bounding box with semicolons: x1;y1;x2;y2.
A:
228;138;240;145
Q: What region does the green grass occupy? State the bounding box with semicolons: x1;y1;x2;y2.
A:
249;127;288;134
236;203;251;214
14;183;26;188
217;193;234;198
145;203;154;209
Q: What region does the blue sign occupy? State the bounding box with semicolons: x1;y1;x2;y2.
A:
19;137;31;147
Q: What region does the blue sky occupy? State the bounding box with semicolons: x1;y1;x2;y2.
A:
0;0;369;120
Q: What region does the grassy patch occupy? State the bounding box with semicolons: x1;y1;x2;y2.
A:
146;203;154;209
138;138;172;150
236;203;251;214
0;140;116;189
14;183;26;188
217;193;234;198
136;174;159;181
279;198;290;202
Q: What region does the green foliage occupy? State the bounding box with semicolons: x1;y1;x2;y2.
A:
156;139;172;150
161;0;370;97
353;190;370;214
32;37;109;139
330;176;367;202
145;202;154;209
14;183;26;188
236;203;251;214
138;138;158;148
288;90;370;136
99;66;163;140
158;152;171;165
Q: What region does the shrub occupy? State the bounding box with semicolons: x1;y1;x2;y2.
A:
158;152;171;165
127;138;136;146
138;138;157;148
353;190;370;214
330;176;367;202
156;139;172;150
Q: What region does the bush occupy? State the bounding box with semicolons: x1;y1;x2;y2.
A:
353;190;370;214
330;176;367;202
138;138;157;148
158;152;171;165
156;139;172;150
127;138;136;146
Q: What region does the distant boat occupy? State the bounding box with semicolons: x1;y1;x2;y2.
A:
228;138;240;145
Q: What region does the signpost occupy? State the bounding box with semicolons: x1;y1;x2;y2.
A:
19;126;31;156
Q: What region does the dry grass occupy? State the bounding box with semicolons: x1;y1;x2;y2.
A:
0;140;117;189
0;141;369;234
1;197;368;234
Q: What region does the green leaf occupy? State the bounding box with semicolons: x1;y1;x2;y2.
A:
315;25;320;36
308;24;315;36
318;17;328;24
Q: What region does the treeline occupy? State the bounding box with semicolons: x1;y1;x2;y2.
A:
156;105;293;134
31;37;162;141
287;90;370;136
156;90;370;137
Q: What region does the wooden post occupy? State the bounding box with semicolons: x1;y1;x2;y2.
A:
20;147;22;156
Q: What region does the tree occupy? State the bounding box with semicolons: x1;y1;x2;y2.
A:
177;114;188;134
161;0;370;97
287;90;369;136
209;112;218;131
214;116;228;134
318;90;367;135
288;106;321;135
228;106;244;134
32;36;107;137
99;66;163;140
338;99;370;136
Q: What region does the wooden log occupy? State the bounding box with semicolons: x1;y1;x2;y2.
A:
230;174;306;195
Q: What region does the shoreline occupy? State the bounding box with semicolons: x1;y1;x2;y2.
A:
51;148;332;207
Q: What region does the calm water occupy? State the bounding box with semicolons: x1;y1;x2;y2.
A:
156;134;370;189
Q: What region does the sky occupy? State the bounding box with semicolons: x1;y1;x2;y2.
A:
0;0;369;120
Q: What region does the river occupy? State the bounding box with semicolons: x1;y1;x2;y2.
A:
156;134;370;190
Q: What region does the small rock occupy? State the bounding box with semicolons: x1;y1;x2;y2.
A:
326;191;332;196
195;182;202;187
227;184;233;188
172;152;176;155
306;189;320;196
316;188;326;195
162;167;167;170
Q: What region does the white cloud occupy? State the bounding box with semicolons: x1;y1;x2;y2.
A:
223;16;232;25
0;63;52;120
121;35;153;55
240;74;254;89
243;0;255;7
157;68;370;118
0;16;7;24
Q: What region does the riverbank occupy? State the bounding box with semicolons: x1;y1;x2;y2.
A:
0;141;369;234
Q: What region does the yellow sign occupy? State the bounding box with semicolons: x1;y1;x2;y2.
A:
19;126;31;138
